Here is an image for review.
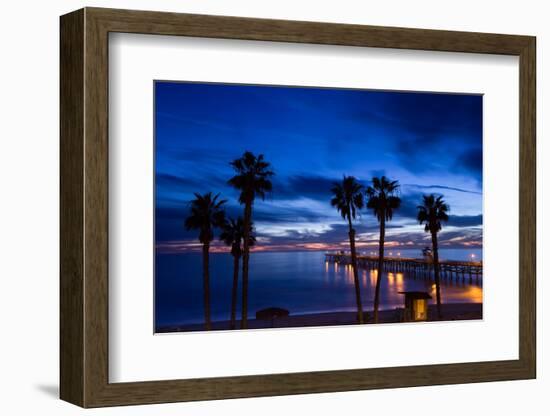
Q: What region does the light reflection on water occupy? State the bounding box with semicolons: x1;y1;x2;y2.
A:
156;250;483;326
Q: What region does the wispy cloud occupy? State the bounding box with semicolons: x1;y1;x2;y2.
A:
404;183;482;195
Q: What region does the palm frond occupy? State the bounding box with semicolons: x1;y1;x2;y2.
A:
416;193;450;234
366;176;401;224
184;192;227;244
330;176;363;221
228;151;274;205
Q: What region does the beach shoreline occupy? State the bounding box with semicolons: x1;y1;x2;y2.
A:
156;302;482;333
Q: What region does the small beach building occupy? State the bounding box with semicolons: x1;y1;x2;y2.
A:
256;307;289;328
399;291;432;322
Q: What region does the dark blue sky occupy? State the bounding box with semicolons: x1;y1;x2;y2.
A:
155;81;482;253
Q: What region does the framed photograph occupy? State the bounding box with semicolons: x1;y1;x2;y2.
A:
60;7;536;407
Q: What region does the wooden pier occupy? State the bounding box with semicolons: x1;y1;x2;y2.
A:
325;252;482;282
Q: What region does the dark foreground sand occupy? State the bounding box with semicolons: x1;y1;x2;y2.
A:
157;302;482;333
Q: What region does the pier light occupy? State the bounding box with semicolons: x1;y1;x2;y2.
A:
470;253;476;259
397;252;401;257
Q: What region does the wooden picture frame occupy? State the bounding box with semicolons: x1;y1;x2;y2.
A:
60;7;536;408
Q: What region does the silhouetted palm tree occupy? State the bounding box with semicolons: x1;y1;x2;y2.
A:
366;176;401;323
228;151;274;329
417;194;449;319
331;175;365;324
184;192;226;330
220;217;255;330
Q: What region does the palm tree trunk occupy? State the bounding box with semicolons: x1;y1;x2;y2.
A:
202;242;211;330
431;232;442;319
230;253;240;330
241;202;252;329
347;216;364;324
373;217;385;323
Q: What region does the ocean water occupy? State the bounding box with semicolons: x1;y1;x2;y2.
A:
155;249;483;327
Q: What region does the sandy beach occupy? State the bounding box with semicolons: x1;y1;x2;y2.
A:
157;302;482;333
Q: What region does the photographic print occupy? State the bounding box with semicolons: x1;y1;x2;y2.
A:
154;82;483;333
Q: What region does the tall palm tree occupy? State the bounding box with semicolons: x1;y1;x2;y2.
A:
417;194;450;319
330;175;365;324
228;151;274;329
366;176;401;323
220;217;255;330
184;192;226;330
